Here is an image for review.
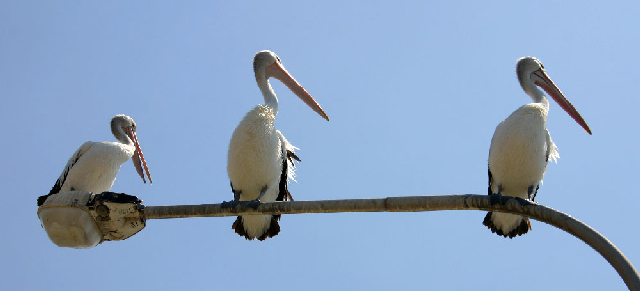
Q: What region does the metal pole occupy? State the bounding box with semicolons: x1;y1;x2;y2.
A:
144;194;640;290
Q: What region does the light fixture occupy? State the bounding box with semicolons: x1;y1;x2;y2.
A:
37;191;146;249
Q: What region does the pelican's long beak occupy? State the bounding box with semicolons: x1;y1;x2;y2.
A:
531;69;592;135
127;127;153;184
266;62;330;121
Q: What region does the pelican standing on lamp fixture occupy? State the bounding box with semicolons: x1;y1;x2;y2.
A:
38;114;152;206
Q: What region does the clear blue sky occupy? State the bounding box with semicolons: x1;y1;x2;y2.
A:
2;1;639;290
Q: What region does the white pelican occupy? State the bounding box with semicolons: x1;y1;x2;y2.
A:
227;50;329;241
38;114;152;206
483;57;591;238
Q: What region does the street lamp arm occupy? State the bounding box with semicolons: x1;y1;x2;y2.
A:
144;194;640;291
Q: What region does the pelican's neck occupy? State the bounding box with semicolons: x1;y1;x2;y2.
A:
530;88;550;113
520;76;549;111
529;88;546;105
540;95;550;110
256;76;279;116
111;124;133;146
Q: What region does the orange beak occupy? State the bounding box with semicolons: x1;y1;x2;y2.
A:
531;69;592;135
265;61;330;121
127;127;153;184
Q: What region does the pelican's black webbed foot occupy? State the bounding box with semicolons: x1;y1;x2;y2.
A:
514;197;533;207
222;186;242;209
221;200;240;209
490;186;507;206
490;193;503;206
245;199;261;210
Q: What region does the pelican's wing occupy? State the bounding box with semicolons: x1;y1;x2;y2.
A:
545;129;559;163
38;141;94;206
275;130;299;202
487;125;500;196
487;167;494;196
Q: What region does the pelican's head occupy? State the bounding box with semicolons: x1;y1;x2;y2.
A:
252;50;329;121
111;114;137;143
111;114;153;183
253;50;281;80
516;56;546;98
515;57;591;135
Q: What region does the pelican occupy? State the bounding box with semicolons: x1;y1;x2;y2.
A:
483;57;591;238
227;50;329;241
38;114;152;206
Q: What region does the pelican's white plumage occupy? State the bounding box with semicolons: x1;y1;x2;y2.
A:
39;115;152;206
483;57;590;238
227;50;328;241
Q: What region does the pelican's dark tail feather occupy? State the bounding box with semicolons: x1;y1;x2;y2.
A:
37;195;50;206
232;215;281;241
483;212;531;239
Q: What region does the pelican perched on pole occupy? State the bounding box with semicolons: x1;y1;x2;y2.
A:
38;114;152;206
483;57;591;238
227;50;329;241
